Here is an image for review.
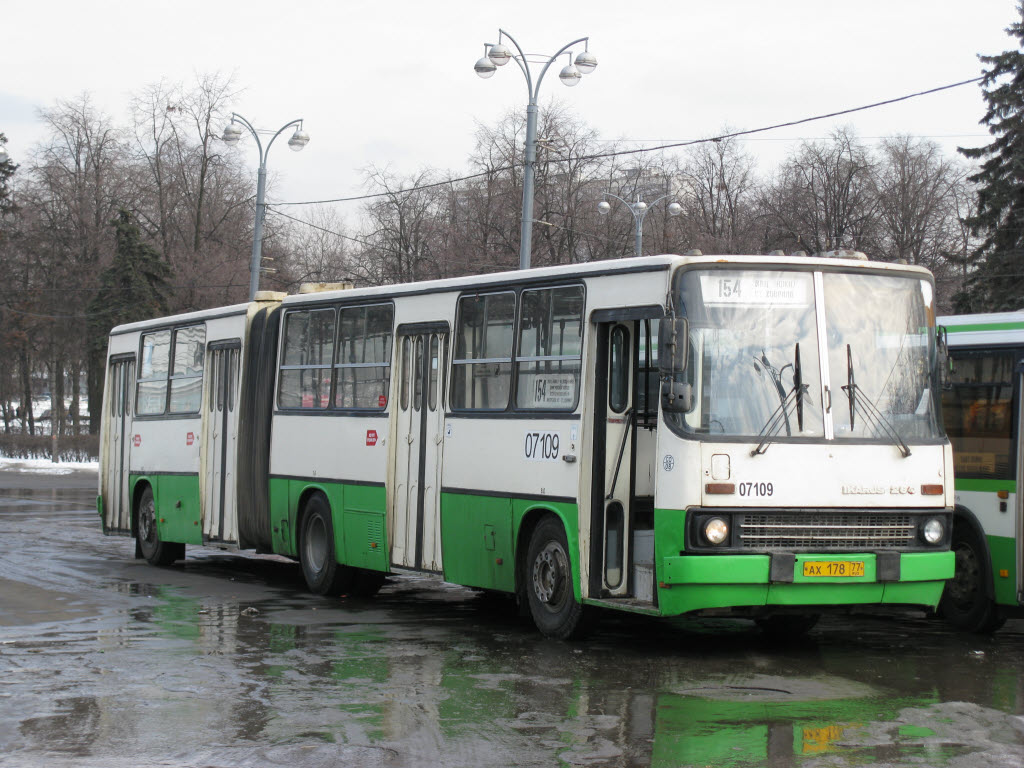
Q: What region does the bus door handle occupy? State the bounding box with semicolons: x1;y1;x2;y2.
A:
824;386;832;413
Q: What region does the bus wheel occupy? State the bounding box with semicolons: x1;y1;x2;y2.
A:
135;486;184;566
755;613;820;638
525;516;589;639
299;493;354;596
940;527;1005;633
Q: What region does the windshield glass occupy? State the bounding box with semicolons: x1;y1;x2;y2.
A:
823;273;942;441
664;267;942;443
668;269;824;437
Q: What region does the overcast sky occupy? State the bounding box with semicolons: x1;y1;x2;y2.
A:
2;0;1019;218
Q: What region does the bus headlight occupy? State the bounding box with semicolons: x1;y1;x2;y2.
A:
703;517;730;545
922;518;945;545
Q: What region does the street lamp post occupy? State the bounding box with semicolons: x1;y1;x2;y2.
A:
598;193;682;257
221;113;310;299
475;30;598;270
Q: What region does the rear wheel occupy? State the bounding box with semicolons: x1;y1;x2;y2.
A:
135;485;184;566
525;516;590;639
300;493;355;596
940;525;1005;633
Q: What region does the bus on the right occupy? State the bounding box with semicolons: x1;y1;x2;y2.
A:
939;310;1024;632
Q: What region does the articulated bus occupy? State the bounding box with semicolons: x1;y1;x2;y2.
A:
99;253;955;638
938;310;1024;632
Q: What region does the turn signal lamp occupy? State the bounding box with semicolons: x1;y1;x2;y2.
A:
921;484;944;496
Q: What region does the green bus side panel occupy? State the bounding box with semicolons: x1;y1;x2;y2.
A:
267;477;387;572
341;485;388;572
268;477;294;555
441;492;515;592
439;493;581;597
988;534;1018;605
130;473;202;545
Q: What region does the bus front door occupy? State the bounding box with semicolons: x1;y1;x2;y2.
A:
591;317;659;602
392;329;447;572
104;356;135;534
202;344;240;543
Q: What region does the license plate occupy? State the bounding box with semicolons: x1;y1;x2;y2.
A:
802;560;865;577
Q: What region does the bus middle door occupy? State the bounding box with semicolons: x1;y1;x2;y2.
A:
203;343;240;543
393;324;448;572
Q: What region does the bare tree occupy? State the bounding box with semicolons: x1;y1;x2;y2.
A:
761;127;878;255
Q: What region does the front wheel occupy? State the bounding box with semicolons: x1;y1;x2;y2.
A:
940;526;1005;633
299;493;354;596
524;516;590;639
135;485;184;566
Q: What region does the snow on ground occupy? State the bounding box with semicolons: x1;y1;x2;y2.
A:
0;457;99;475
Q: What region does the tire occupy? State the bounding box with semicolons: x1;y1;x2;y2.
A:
940;525;1005;633
135;485;184;566
299;493;354;596
755;613;820;639
524;515;589;639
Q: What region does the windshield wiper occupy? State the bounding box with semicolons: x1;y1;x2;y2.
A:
841;344;911;458
750;346;808;457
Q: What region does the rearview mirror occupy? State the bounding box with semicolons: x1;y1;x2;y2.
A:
659;316;691;411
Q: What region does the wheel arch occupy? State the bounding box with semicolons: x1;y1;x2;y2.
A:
952;503;997;600
130;476;155;537
294;484;332;547
515;503;582;603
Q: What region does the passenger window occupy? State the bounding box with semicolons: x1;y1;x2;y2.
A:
169;326;205;414
515;285;584;410
137;330;171;415
335;303;393;410
943;351;1018;480
278;309;335;409
451;292;515;410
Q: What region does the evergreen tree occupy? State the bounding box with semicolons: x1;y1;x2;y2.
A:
87;209;172;354
0;133;16;218
957;5;1024;312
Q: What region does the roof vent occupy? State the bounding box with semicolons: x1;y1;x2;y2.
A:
298;282;355;294
768;249;785;256
684;249;703;257
253;291;287;302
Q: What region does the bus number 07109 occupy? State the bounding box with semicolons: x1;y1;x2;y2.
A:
524;431;560;462
739;482;773;497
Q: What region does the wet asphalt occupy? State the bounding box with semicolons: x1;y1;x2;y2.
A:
2;468;1024;768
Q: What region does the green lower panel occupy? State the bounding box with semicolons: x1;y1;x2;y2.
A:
131;474;202;545
440;493;515;592
987;534;1018;606
268;478;388;572
439;493;580;597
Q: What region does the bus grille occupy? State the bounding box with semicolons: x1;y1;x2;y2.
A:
738;513;916;550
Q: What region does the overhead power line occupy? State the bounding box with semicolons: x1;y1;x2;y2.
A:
275;76;984;209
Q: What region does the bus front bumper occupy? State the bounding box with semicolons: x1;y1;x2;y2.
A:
656;551;954;616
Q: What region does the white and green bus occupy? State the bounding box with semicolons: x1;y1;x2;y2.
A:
99;253;954;638
938;310;1024;632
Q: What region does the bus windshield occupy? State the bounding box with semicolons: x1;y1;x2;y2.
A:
667;268;942;443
